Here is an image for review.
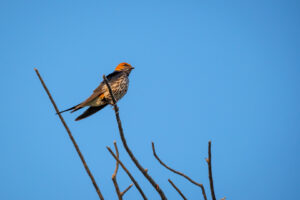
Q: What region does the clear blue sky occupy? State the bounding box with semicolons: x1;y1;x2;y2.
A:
1;0;299;199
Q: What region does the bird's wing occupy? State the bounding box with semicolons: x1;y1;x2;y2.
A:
75;104;108;121
76;71;121;108
93;71;120;93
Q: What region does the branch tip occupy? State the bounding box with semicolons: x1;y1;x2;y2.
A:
208;141;216;200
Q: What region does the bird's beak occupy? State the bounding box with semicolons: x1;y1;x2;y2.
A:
131;67;135;69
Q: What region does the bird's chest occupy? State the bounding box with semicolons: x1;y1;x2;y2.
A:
108;75;129;101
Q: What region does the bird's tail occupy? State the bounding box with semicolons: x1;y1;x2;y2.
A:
57;104;81;114
75;104;107;121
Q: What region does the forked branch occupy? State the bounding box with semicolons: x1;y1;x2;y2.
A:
107;146;147;199
34;68;104;200
121;184;133;196
103;75;167;200
152;142;207;200
111;141;122;199
111;141;133;199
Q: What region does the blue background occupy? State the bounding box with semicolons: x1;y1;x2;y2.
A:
1;0;299;199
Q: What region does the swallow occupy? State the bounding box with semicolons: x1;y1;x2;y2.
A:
58;62;134;121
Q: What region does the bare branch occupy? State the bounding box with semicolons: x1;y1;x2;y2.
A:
107;146;148;200
152;142;207;200
103;75;167;200
168;179;187;200
34;68;104;200
112;141;122;200
206;141;216;200
121;183;133;196
113;141;120;178
111;141;133;199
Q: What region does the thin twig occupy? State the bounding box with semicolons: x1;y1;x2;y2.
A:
111;141;133;199
112;141;122;200
152;142;207;200
168;179;187;200
107;147;148;200
103;75;167;200
121;183;133;196
34;68;104;200
206;141;216;200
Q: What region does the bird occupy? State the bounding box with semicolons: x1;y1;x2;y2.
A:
58;62;134;121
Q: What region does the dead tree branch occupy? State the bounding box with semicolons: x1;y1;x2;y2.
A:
206;141;216;200
152;142;207;200
168;179;187;200
107;146;148;200
103;75;167;200
112;141;122;199
121;184;133;196
34;68;104;200
111;141;134;199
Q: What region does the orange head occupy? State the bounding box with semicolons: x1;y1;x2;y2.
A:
114;62;134;72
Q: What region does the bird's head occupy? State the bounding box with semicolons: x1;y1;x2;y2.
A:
114;63;134;74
